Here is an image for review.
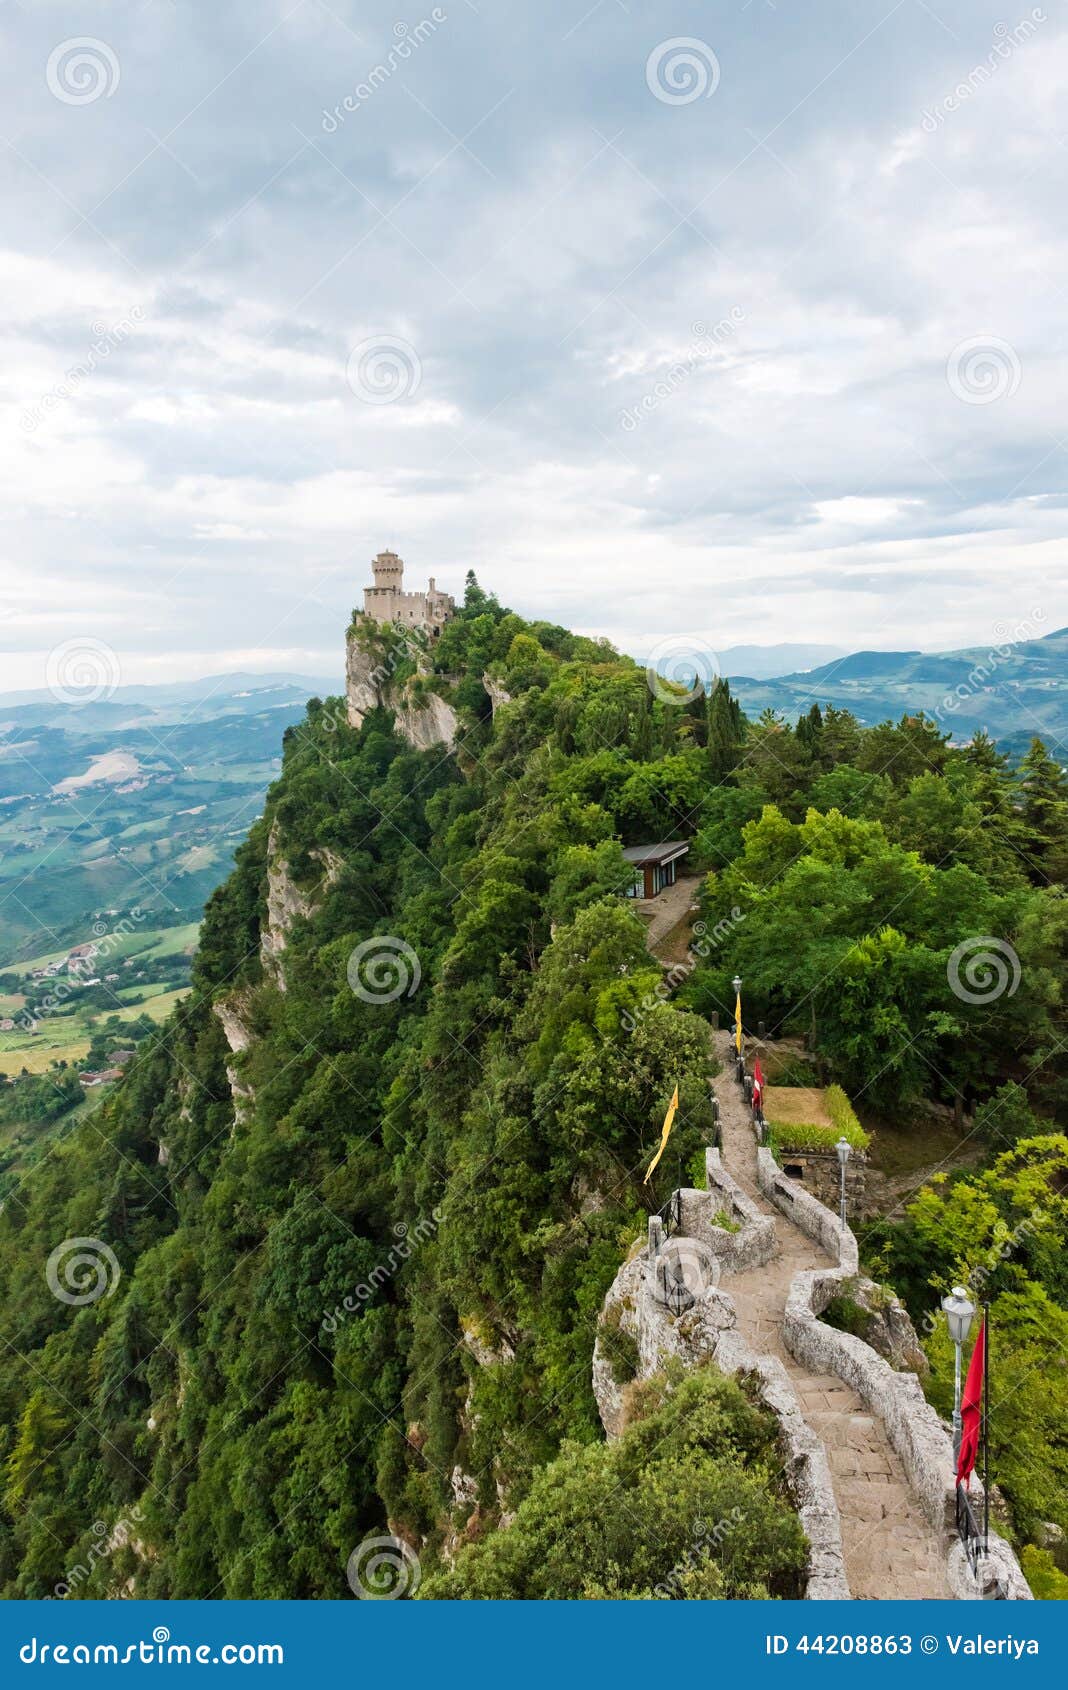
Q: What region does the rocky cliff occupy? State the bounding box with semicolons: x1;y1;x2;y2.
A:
345;618;459;750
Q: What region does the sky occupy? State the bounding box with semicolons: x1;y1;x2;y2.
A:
1;0;1066;692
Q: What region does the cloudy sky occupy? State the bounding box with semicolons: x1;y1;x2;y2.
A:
1;0;1066;690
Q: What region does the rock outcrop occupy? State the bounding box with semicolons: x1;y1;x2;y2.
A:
592;1246;737;1439
345;627;459;751
393;684;458;752
482;671;512;716
261;822;313;989
213;988;256;1127
260;824;344;990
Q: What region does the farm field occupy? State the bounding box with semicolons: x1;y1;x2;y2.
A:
0;671;332;960
0;921;197;1075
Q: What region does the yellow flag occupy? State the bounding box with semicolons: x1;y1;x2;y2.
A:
734;989;743;1054
643;1085;679;1183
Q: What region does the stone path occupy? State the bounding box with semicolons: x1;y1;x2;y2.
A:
709;1031;950;1601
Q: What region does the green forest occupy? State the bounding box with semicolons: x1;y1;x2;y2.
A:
0;576;1065;1600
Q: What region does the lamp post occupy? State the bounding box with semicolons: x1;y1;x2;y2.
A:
942;1285;977;1467
835;1136;851;1230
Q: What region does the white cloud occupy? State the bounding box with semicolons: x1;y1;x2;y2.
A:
0;0;1064;685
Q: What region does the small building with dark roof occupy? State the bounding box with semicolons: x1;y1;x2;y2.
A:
621;840;690;899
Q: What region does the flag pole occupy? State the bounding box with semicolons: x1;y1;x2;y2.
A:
982;1301;990;1557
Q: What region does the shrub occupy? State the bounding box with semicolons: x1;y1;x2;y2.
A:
419;1366;808;1599
1020;1545;1068;1600
826;1084;868;1147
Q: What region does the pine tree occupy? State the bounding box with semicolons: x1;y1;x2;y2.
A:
707;679;742;784
795;702;824;763
1018;737;1068;883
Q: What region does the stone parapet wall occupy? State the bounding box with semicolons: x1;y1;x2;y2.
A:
757;1149;859;1272
757;1149;1032;1601
592;1226;850;1599
771;1146;866;1216
672;1151;778;1272
715;1332;850;1601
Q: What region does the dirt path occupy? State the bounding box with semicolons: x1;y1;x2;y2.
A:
631;874;700;956
710;1031;950;1600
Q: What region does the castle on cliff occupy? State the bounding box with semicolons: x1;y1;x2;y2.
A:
362;551;455;634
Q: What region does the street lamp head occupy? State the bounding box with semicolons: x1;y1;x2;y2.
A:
835;1136;852;1167
942;1284;976;1347
732;975;742;994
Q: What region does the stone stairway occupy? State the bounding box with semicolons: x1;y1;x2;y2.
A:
710;1031;952;1600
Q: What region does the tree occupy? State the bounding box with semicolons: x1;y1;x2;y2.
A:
706;679;743;783
1018;737;1068;883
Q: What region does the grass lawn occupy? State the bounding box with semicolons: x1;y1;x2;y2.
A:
149;921;200;957
0;918;195;1076
764;1085;834;1131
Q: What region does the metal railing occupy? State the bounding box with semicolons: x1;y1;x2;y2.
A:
956;1483;985;1579
659;1188;682;1237
662;1262;696;1316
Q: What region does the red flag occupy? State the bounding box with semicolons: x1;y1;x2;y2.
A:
957;1319;985;1487
752;1057;764;1104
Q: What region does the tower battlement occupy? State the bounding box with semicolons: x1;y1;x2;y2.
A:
362;551;455;633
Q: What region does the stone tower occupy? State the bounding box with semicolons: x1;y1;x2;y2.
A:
372;549;404;594
362;551;455;632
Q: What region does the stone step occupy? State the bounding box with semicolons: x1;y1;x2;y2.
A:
709;1036;952;1601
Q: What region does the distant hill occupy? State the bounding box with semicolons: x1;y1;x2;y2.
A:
715;643;847;680
0;674;338;963
726;627;1068;760
0;672;338;728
